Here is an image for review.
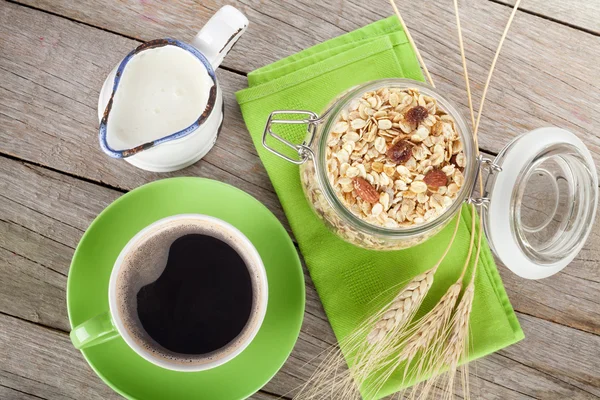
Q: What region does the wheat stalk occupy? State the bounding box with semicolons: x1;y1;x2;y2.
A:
401;282;461;362
445;280;474;369
433;1;524;399
398;201;478;400
293;212;463;400
389;0;435;88
367;281;462;400
361;207;476;398
362;206;479;399
295;1;525;398
473;0;524;139
452;0;475;130
442;280;474;400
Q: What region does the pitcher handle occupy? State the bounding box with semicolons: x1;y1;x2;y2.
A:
70;312;119;350
191;5;249;69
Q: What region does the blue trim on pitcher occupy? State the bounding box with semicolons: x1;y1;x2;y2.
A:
98;38;218;159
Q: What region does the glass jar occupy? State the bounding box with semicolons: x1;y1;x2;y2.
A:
262;79;598;279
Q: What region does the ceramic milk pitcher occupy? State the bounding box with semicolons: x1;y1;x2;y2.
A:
98;5;248;172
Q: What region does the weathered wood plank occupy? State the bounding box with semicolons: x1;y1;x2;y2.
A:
249;391;287;400
4;0;599;170
465;351;600;400
497;0;600;34
0;384;46;400
0;0;284;226
3;305;599;400
1;2;599;399
499;314;600;397
1;154;599;399
0;313;121;400
0;312;284;400
2;121;599;338
0;244;68;330
500;254;600;335
12;0;600;67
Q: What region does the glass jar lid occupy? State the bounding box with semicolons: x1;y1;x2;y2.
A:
480;127;598;279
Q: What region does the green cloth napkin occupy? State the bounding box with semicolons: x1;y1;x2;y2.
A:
236;16;524;399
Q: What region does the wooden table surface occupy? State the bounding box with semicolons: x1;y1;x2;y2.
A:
1;0;599;399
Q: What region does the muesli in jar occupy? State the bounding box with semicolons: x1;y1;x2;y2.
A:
265;78;597;270
325;87;465;229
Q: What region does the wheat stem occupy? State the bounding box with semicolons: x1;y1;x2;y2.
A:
389;0;435;88
458;203;477;281
297;1;526;397
473;0;523;139
440;2;524;399
452;0;475;130
367;207;462;344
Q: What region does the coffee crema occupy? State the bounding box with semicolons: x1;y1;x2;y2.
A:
115;218;264;365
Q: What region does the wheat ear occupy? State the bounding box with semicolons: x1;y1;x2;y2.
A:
367;203;463;345
401;282;462;362
436;249;477;400
402;200;478;400
445;280;474;366
363;206;477;399
293;211;463;400
367;267;435;344
363;282;462;400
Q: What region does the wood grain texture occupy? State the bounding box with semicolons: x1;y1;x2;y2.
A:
496;0;600;34
0;385;44;400
0;312;286;400
0;313;122;400
1;0;599;333
0;153;599;399
0;0;284;226
1;0;599;399
499;314;600;397
5;0;600;170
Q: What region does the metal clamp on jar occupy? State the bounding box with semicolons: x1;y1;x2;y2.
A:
262;79;598;280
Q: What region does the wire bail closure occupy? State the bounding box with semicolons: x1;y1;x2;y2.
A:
467;155;502;207
262;110;319;165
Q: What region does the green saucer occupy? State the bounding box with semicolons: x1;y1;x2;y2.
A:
67;178;305;399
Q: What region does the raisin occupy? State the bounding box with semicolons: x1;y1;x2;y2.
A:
386;140;413;164
405;106;429;125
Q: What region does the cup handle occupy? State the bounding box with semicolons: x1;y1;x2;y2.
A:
191;5;248;69
70;312;120;350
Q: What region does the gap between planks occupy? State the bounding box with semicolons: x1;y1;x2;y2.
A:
488;0;600;36
4;0;597;44
0;311;293;400
1;154;599;397
2;0;253;76
1;150;600;338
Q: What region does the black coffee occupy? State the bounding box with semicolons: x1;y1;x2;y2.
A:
136;234;253;354
116;219;262;364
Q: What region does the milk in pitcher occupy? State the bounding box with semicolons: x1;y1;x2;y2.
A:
106;45;213;151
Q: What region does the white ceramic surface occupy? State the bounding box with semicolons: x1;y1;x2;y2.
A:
98;6;248;172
